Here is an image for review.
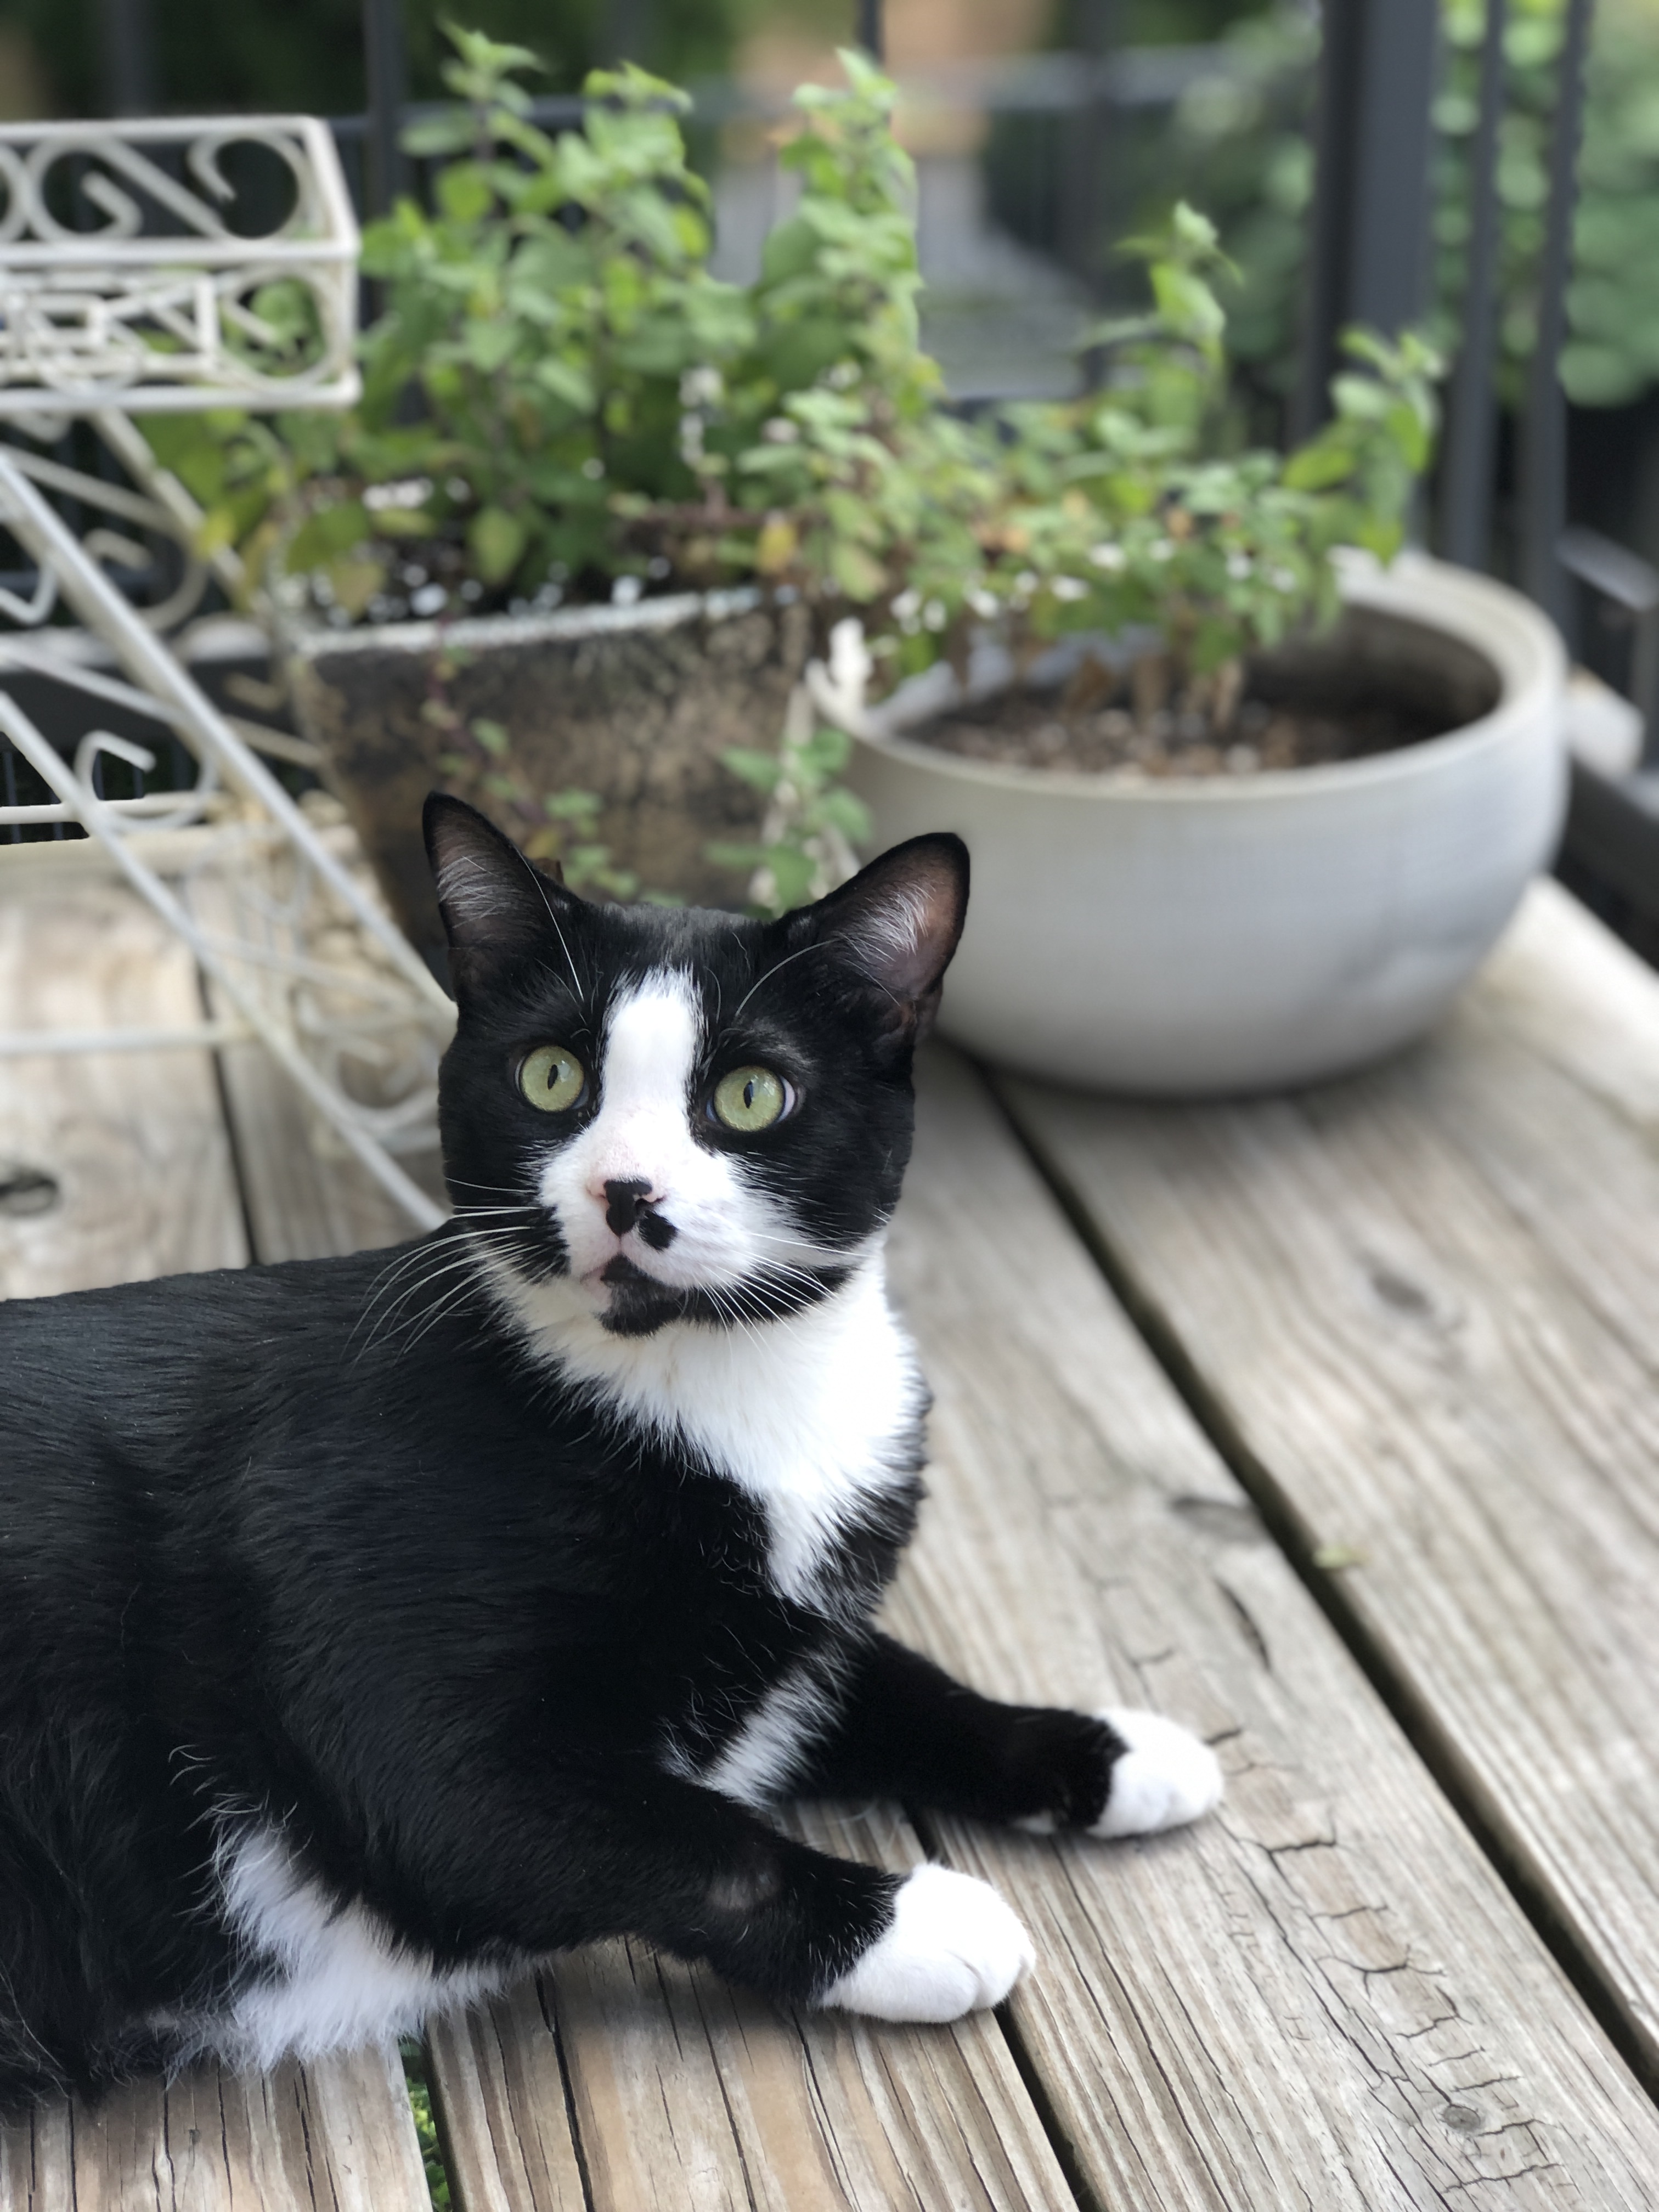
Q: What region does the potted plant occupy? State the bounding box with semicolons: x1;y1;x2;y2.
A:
808;210;1566;1094
147;33;969;950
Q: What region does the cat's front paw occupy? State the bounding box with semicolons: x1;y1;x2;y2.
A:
1092;1707;1223;1838
818;1864;1035;2023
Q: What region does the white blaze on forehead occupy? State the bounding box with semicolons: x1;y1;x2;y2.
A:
538;970;702;1206
586;972;701;1174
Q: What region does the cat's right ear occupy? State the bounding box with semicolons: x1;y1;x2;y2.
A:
423;794;574;1000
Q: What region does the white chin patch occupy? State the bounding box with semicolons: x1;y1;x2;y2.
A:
1091;1708;1224;1838
817;1864;1035;2023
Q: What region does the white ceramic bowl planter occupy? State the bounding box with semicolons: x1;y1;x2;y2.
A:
826;551;1567;1096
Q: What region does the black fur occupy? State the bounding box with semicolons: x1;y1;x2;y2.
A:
0;799;1131;2113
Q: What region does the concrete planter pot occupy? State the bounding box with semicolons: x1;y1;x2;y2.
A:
281;588;810;952
832;552;1567;1096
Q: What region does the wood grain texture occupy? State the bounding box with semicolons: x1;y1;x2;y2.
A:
993;882;1659;2094
213;1004;444;1264
187;869;447;1267
430;1804;1078;2212
0;877;430;2211
881;1046;1659;2209
0;2048;428;2212
0;878;246;1297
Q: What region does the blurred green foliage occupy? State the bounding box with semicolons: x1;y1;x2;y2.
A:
138;36;1435;910
152;36;1433;695
878;204;1440;696
148;33;963;617
1156;0;1659;413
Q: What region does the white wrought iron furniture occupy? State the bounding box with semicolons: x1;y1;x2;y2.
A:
0;116;452;1231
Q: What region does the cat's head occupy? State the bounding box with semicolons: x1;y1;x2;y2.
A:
424;795;968;1339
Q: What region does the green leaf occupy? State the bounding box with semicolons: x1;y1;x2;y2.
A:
542;788;602;822
828;540;887;601
720;747;785;793
469;505;527;584
1281;443;1355;492
463;318;518;373
401;112;477;157
705;839;770;870
284;501;372;573
437;164;495;224
535;360;601;413
819;788;872;840
764;845;817;912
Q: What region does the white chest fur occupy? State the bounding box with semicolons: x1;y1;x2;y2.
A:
495;1251;925;1604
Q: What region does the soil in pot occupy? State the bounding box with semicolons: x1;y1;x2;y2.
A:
907;606;1503;779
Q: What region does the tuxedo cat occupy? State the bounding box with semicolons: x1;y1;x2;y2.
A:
0;794;1220;2112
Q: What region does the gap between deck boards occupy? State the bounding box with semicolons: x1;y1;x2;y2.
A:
986;1075;1659;2108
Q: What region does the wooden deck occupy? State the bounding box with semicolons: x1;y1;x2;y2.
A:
5;849;1659;2210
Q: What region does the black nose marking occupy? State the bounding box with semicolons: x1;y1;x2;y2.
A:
637;1212;676;1251
605;1178;653;1235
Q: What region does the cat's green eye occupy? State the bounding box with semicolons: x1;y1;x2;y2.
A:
519;1045;586;1113
712;1065;789;1133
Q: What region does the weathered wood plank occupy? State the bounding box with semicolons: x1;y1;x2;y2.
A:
0;874;430;2212
213;1006;445;1264
0;2045;427;2212
992;882;1659;2095
430;1804;1076;2212
186;867;447;1266
882;1046;1659;2209
0;877;246;1296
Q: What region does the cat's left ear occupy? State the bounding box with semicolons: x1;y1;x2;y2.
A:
796;833;970;1048
424;793;575;999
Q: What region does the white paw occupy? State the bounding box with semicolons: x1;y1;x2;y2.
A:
817;1865;1035;2023
1091;1708;1223;1838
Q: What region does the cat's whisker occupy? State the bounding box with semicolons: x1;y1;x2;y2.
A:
510;844;586;1000
355;1235;482;1321
351;1240;462;1345
740;1224;860;1271
353;1239;514;1358
399;1261;520;1354
727;938;836;1026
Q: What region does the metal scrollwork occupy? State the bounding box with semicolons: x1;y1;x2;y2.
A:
0;117;359;415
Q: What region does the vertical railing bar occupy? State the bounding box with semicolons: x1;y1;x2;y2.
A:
1439;0;1508;569
362;0;409;220
859;0;884;63
98;0;158;117
1520;0;1593;624
1078;0;1118;303
1294;0;1362;440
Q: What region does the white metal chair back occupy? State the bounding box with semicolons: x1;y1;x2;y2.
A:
0;117;450;1231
